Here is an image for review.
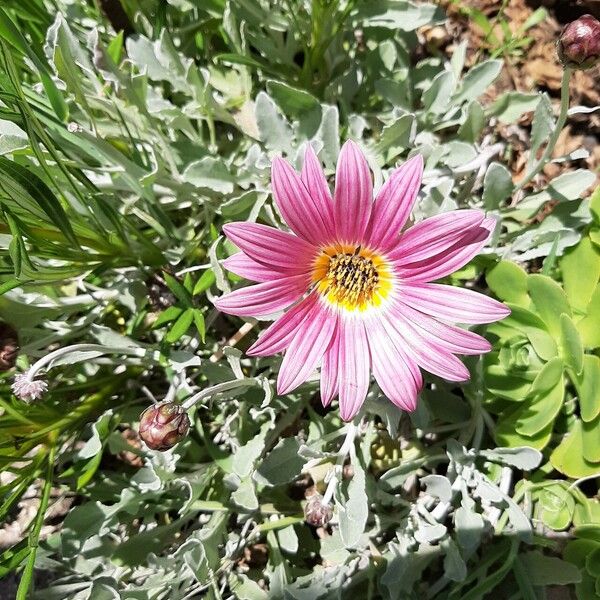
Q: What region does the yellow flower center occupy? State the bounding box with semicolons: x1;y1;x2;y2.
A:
312;244;393;311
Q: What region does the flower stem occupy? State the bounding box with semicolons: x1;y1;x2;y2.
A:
16;443;56;600
27;343;149;380
515;68;572;191
181;379;253;410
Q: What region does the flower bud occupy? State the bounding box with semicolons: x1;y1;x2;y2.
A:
304;493;333;527
0;322;19;371
557;14;600;70
139;402;190;451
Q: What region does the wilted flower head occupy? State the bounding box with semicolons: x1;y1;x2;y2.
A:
0;322;19;371
304;493;333;527
139;401;190;451
215;142;510;420
557;14;600;69
12;371;48;403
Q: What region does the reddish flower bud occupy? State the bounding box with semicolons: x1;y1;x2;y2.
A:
557;14;600;70
304;493;333;527
139;402;190;451
0;322;19;371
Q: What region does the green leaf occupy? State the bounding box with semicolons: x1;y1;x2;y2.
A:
232;428;267;479
551;420;600;478
496;407;553;451
0;539;30;577
565;539;599;569
0;9;68;120
582;415;600;463
515;170;597;218
355;1;445;31
422;71;455;114
377;114;415;155
559;314;584;375
337;459;368;549
182;157;235;193
107;30;124;64
486;261;529;306
519;551;581;586
482;162;513;210
561;236;600;313
183;272;194;293
529;357;563;395
231;476;259;511
577;285;600;349
452;60;502;104
421;474;452;502
443;539;467;582
112;520;186;566
490;91;541;124
516;376;564;436
454;504;484;551
255;91;293;154
163;272;193;308
504;305;557;360
458;100;485;143
193;269;216;295
576;355;600;422
586;547;600;578
591;185;600;225
193;309;206;343
265;80;319;116
519;7;548;32
254;437;304;487
228;574;269;600
529;94;554;169
165;308;194;343
480;447;542;470
537;483;574;531
527;274;571;338
153;305;183;328
0;157;79;248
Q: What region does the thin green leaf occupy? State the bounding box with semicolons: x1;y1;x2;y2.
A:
165;308;195;343
163;272;194;308
0;157;79;248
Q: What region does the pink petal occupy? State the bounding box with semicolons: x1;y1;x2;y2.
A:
214;275;308;317
388;209;485;263
383;310;470;382
320;320;340;407
277;304;336;395
247;295;318;356
337;317;371;421
223;222;316;273
301;145;334;234
272;156;332;245
222;253;281;283
392;301;491;355
368;316;421;411
333;140;373;244
397;283;510;324
366;155;424;251
396;218;495;282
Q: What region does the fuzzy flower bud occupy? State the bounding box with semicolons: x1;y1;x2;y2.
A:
0;323;19;371
139;401;190;451
557;14;600;70
12;370;48;403
304;493;333;527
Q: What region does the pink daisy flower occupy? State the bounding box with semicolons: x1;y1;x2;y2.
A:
215;141;510;421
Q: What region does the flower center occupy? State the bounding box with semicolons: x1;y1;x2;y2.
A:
312;245;392;311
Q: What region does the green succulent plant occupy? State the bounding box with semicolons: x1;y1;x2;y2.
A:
484;192;600;477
